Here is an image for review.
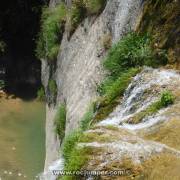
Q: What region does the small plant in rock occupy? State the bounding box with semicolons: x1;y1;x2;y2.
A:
54;104;66;140
37;87;45;101
160;90;174;107
80;102;96;131
48;79;57;96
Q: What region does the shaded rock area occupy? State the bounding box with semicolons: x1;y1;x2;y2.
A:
136;0;180;67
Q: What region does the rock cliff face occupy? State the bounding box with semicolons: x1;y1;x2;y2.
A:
42;0;143;171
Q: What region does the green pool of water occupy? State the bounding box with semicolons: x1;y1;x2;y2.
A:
0;98;45;180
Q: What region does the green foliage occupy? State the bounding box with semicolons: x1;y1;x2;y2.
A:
103;32;167;78
68;0;86;35
160;90;174;107
84;0;107;15
48;79;57;96
68;0;107;37
95;68;140;122
63;147;90;178
98;68;141;102
54;104;66;139
36;4;67;60
80;102;96;131
37;87;46;101
94;32;167;123
62;129;82;163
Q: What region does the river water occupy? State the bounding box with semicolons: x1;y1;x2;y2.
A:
0;96;45;180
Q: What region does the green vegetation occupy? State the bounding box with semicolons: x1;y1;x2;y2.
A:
84;0;107;15
80;102;96;131
160;90;174;107
37;0;107;57
62;146;99;180
55;104;66;139
103;32;166;78
61;103;97;178
127;90;175;124
36;4;67;60
137;0;180;66
48;79;57;96
94;32;167;122
62;129;104;180
62;102;96;162
68;0;107;36
95;68;141;122
98;68;141;103
37;87;45;101
68;0;86;35
79;131;113;143
62;129;82;163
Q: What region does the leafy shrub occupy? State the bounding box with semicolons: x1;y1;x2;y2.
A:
48;79;57;96
84;0;107;15
54;104;66;139
103;32;167;78
160;90;174;107
36;4;67;60
37;87;45;101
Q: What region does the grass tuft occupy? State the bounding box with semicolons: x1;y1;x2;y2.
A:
160;90;174;107
48;79;57;97
80;102;96;131
54;104;66;140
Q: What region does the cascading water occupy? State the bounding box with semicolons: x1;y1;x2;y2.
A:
99;67;180;129
39;158;64;180
40;67;180;179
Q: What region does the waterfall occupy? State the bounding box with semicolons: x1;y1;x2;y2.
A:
39;158;64;180
99;67;180;129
